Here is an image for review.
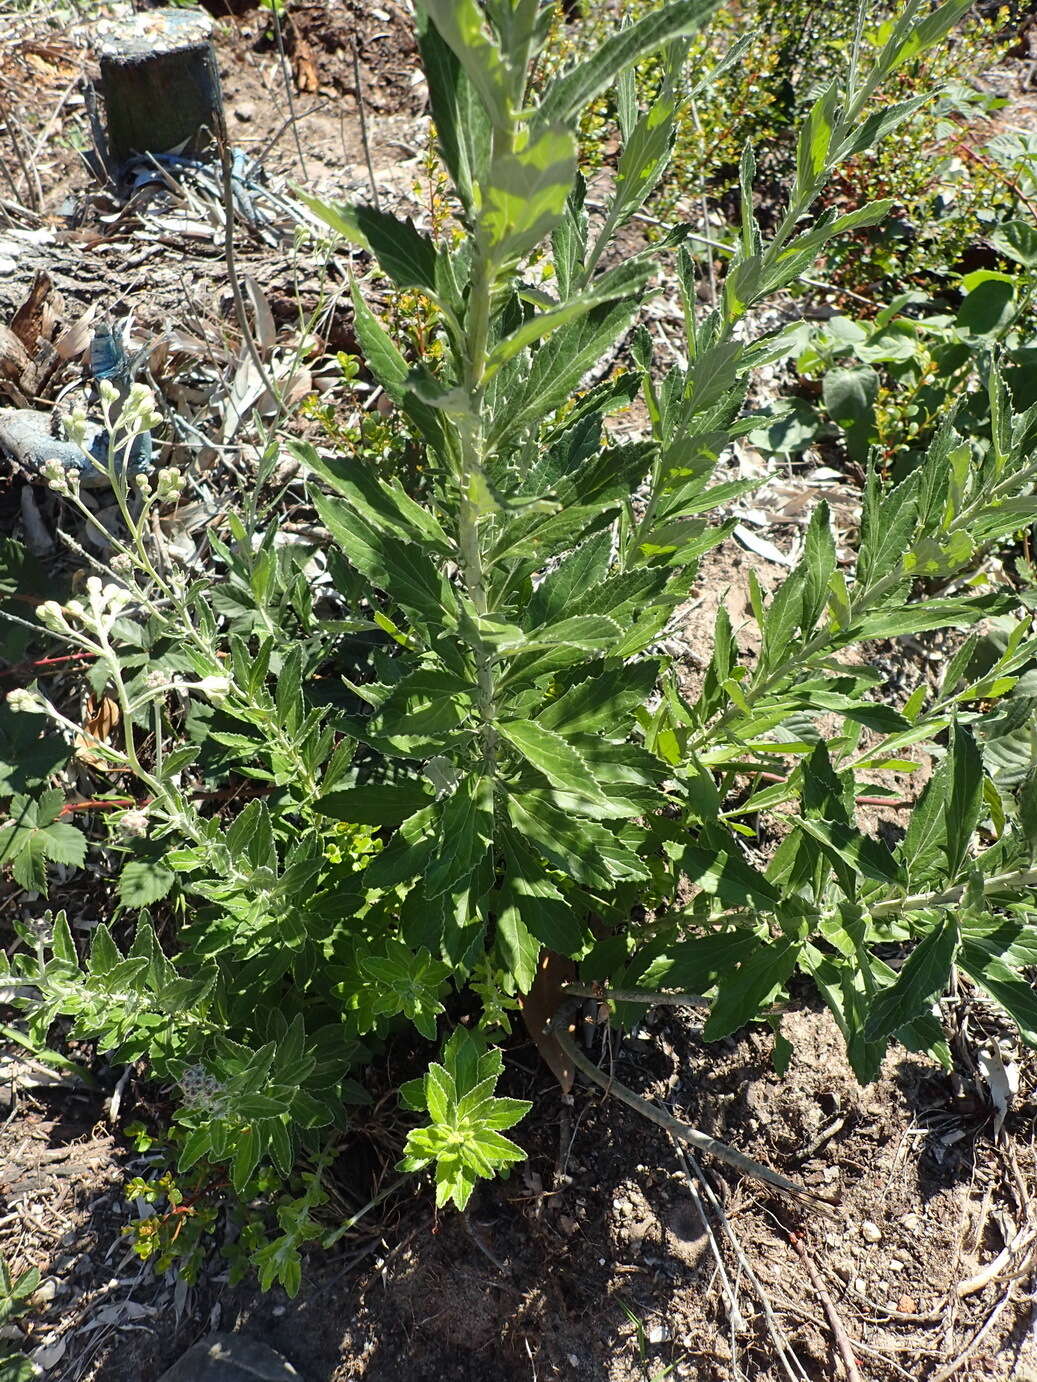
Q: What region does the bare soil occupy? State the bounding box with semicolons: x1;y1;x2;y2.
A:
1;4;1036;1381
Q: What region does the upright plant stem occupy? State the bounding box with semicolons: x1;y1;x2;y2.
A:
458;242;497;763
455;113;518;767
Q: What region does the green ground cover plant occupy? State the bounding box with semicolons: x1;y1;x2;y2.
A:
751;218;1037;471
2;0;1037;1294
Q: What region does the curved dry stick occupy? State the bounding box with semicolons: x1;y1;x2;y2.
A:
547;1001;839;1218
791;1235;863;1382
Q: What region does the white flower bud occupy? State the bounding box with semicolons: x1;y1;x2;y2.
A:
6;688;45;714
40;458;71;493
65;409;90;448
119;809;149;838
144;669;168;690
35;601;66;630
155;467;185;503
98;378;119;407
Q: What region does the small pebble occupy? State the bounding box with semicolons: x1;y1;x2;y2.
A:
648;1323;670;1345
861;1220;882;1244
30;1279;59;1306
898;1296;917;1314
902;1212;920;1232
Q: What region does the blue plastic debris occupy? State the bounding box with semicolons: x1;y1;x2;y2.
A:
0;320;155;487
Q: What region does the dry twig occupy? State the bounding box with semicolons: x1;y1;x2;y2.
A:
548;1000;839;1215
790;1234;863;1382
675;1141;810;1382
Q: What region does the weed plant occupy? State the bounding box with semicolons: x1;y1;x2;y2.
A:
2;0;1037;1294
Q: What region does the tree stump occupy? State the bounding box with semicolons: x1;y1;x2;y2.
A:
96;8;224;165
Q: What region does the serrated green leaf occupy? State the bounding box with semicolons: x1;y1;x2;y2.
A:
421;0;510;128
314;782;435;826
538;0;718;126
312;490;459;631
703;937;801;1041
793;816;905;885
479;125;577;267
959;943;1037;1045
864;915;958;1043
506;789;648;887
299;198;439;292
537;661;659;738
231;1125;261;1195
118;859;175;908
499;719;608;805
946;725;983;877
424;775;494;899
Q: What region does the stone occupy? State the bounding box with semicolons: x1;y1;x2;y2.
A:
158;1334;303;1382
897;1296;917;1314
861;1220;882;1244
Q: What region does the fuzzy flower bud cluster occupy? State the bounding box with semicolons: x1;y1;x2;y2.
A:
119;809;149;838
39;457;79;496
64;408;90;448
178;1064;223;1112
155;467;186;503
5;687;46;715
119;382;163;435
37;577;134;643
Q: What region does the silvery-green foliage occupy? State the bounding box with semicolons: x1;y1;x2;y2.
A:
6;0;1037;1231
296;0;1037;1115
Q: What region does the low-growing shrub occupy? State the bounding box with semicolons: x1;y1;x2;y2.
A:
3;0;1037;1292
548;0;1017;293
751;223;1037;471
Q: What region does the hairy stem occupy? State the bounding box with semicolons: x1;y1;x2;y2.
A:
869;867;1037;918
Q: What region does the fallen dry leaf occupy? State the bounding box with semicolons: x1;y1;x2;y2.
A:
519;950;576;1093
75;694;122;770
293;37;319;93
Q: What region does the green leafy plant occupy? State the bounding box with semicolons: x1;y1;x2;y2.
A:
0;789;86;893
296;0;1037;1095
398;1026;529;1208
751;241;1037;471
546;0;1012;290
4;0;1037;1296
0;1256;40;1382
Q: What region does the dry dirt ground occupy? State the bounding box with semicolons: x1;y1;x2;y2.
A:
1;3;1036;1381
